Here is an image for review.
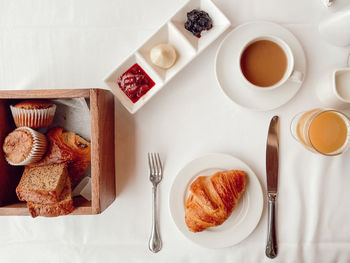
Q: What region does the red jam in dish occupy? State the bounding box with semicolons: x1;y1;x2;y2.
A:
117;63;155;103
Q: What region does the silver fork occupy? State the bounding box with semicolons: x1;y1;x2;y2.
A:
148;152;163;253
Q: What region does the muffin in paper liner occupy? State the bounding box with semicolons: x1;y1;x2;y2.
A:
10;104;56;129
4;127;47;166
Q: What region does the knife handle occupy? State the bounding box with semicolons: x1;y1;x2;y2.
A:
266;194;277;258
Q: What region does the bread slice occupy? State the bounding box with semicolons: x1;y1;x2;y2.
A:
16;163;68;204
27;177;74;218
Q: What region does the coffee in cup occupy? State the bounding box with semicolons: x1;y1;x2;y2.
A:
238;36;303;90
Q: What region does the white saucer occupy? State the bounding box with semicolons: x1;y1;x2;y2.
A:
169;153;263;248
215;21;307;111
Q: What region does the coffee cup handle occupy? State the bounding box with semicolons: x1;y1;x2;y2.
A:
289;70;304;83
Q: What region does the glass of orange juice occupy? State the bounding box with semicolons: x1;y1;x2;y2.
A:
291;108;350;156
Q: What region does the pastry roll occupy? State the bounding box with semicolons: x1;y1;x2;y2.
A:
185;170;247;232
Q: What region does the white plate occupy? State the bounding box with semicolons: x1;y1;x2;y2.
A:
169;153;263;248
104;0;231;114
215;21;307;111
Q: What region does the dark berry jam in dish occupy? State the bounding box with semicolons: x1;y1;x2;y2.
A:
117;63;155;103
184;9;213;38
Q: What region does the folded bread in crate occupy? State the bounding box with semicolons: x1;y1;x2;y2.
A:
12;126;91;217
29;127;91;187
27;177;74;218
16;163;74;217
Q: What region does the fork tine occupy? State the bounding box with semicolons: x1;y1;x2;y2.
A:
150;153;154;174
154;153;159;176
153;153;159;176
148;153;153;174
156;153;162;176
151;152;157;175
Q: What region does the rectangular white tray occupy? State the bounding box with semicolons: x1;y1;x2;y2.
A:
104;0;231;114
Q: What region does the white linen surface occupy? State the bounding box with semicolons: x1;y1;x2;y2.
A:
1;0;350;262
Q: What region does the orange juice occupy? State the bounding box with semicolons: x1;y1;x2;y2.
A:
309;111;348;154
296;109;349;154
296;109;319;148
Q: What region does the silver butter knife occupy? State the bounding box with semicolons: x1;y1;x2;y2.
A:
265;116;279;258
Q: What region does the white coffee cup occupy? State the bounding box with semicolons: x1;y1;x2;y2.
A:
238;35;303;91
317;68;350;109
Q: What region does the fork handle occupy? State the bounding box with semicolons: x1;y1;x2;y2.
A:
149;184;162;253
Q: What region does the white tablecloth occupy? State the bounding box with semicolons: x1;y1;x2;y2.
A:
1;0;350;262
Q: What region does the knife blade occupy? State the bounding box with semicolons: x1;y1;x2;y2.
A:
265;116;279;259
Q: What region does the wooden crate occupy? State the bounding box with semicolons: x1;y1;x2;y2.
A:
0;89;115;215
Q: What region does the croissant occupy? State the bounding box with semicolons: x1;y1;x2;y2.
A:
185;170;247;232
30;127;91;186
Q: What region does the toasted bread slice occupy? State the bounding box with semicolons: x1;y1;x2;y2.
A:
16;163;68;204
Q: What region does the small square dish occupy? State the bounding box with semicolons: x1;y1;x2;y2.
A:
138;23;196;83
171;0;231;52
104;0;231;114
